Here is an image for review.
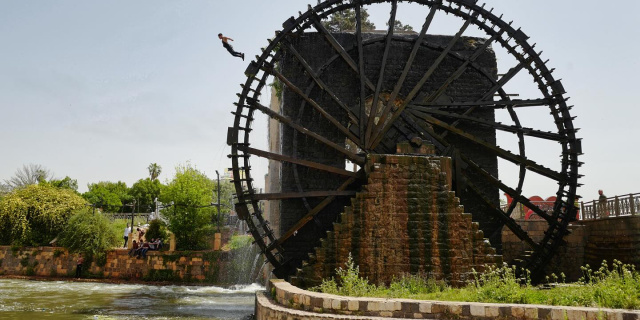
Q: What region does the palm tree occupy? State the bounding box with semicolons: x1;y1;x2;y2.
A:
148;163;162;181
4;164;52;190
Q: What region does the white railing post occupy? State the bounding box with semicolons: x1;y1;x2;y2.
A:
631;194;636;216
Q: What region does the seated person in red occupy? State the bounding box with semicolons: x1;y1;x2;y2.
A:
127;240;138;256
137;241;150;258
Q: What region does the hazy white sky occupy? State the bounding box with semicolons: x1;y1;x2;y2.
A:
0;1;638;202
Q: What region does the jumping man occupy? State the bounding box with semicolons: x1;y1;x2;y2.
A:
218;33;244;61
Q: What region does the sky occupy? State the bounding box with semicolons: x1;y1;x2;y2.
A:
0;0;638;203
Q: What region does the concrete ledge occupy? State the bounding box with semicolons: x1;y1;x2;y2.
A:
257;279;640;320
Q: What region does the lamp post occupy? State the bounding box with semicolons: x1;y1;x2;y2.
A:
130;199;136;234
215;170;221;232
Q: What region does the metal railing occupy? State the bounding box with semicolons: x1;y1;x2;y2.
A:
580;193;640;220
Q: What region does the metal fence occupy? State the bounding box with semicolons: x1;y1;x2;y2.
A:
580;193;640;220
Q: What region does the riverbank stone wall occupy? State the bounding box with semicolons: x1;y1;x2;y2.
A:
0;246;240;284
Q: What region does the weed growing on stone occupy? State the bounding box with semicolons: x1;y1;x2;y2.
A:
314;258;640;310
312;253;377;297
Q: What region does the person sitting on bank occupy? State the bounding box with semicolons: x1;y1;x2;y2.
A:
137;241;150;258
128;240;138;257
149;238;157;250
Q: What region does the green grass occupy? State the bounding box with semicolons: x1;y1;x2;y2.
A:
312;256;640;310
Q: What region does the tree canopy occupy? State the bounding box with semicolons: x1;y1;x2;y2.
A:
322;8;414;33
129;178;163;212
160;164;217;250
388;20;414;32
322;8;376;32
0;184;87;246
83;181;132;212
43;176;79;192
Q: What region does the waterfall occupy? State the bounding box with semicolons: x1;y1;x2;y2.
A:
226;243;263;285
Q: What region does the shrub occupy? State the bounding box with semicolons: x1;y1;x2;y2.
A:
312;253;377;297
228;235;252;250
0;184;86;246
145;219;168;242
58;208;119;263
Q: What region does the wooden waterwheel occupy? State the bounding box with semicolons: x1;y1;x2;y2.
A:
227;0;582;281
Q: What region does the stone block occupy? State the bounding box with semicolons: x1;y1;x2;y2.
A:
551;308;567;320
470;304;485;317
485;305;500;317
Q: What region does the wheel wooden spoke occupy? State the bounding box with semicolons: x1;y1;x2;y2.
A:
364;0;398;145
410;98;556;109
263;64;363;146
367;3;438;149
237;145;358;178
370;11;478;149
247;98;364;165
281;39;359;125
251;190;356;200
418;112;565;181
480;57;533;101
460;174;540;251
277;175;358;246
423;29;505;104
409;107;566;141
461;156;555;223
355;3;367;142
436;58;534;142
310;13;375;89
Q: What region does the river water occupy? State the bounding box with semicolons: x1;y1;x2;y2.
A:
0;278;261;320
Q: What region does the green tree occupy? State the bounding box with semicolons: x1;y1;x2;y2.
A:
44;176;79;192
82;181;132;212
387;20;414;32
129;178;163;212
0;184;87;246
58;208;119;266
322;8;376;32
4;164;53;190
160;164;216;250
148;163;162;181
145;219;169;243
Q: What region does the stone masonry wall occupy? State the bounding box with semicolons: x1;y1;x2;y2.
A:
295;151;500;288
501;220;586;282
276;31;500;277
581;216;640;269
502;216;640;281
0;246;235;284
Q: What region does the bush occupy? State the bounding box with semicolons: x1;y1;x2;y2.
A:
228;235;252;250
145;219;168;242
0;184;86;246
58;208;119;263
312;253;377;297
